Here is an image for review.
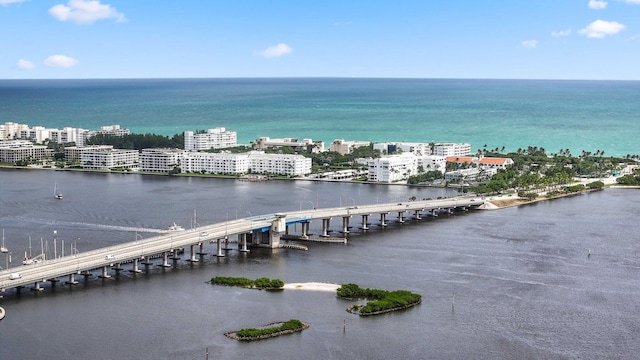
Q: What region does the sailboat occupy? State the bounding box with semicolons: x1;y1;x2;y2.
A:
54;181;63;200
1;229;7;253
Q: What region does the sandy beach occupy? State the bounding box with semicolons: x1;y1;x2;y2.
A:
282;282;341;292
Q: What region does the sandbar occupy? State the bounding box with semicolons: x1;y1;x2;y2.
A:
283;282;340;292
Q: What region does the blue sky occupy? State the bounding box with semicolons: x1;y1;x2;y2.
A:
1;0;639;80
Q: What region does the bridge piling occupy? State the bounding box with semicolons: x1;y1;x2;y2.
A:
361;214;369;230
32;281;44;292
196;242;207;255
397;212;405;223
66;273;78;285
379;213;388;227
341;216;350;234
188;245;199;262
216;239;225;257
301;222;309;239
160;251;171;268
129;258;142;273
321;219;330;237
414;210;422;220
99;266;111;279
239;233;249;252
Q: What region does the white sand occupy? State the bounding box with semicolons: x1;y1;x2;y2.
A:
283;282;341;292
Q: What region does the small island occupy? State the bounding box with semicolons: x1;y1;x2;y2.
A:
225;319;309;341
337;283;422;316
210;276;284;290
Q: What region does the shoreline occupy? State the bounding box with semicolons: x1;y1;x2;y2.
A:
2;165;637;211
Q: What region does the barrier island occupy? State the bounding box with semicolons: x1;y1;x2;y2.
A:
225;319;309;341
337;283;422;316
210;276;284;290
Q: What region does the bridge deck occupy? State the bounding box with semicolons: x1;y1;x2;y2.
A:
0;197;483;291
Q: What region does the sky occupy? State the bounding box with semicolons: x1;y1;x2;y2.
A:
1;0;639;80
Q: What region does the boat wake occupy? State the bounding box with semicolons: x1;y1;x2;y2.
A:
5;216;165;234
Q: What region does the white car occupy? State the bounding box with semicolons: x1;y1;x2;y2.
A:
200;232;209;237
9;273;21;280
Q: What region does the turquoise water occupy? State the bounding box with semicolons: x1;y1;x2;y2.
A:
1;78;638;156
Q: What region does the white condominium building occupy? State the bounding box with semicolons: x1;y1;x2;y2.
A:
417;156;447;173
141;148;309;175
0;122;30;140
80;149;139;170
433;143;471;157
184;128;237;151
373;142;432;155
2;121;128;146
0;140;51;163
247;151;312;176
180;152;249;174
65;145;114;162
367;153;446;183
140;148;186;173
330;139;371;155
253;137;325;153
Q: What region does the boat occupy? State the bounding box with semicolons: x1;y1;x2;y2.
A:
53;181;63;200
167;223;185;232
0;306;5;321
22;251;44;265
1;229;7;253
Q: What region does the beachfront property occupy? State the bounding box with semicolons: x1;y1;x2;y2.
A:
0;122;30;140
0;122;129;147
433;143;472;157
330;139;371;155
184;128;238;151
0;140;51;163
446;156;514;170
253;136;325;153
80;148;140;170
374;142;431;155
367;153;447;183
372;142;471;157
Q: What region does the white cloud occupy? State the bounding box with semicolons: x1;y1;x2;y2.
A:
49;0;126;24
588;0;607;9
521;40;538;48
44;55;78;68
257;43;293;58
551;29;572;37
623;0;640;4
16;59;34;70
579;19;625;38
0;0;28;5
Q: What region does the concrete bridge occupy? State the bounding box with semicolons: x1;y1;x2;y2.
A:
0;197;483;294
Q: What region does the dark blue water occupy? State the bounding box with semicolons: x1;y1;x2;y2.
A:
1;169;639;359
1;78;639;156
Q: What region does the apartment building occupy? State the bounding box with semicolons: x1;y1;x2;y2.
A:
184;128;237;151
80;149;139;170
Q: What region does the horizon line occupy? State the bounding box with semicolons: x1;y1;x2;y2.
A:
1;76;639;82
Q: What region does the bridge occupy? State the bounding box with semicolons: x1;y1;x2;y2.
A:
0;197;483;294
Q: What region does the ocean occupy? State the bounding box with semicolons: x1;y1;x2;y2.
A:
2;79;640;359
1;78;638;157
